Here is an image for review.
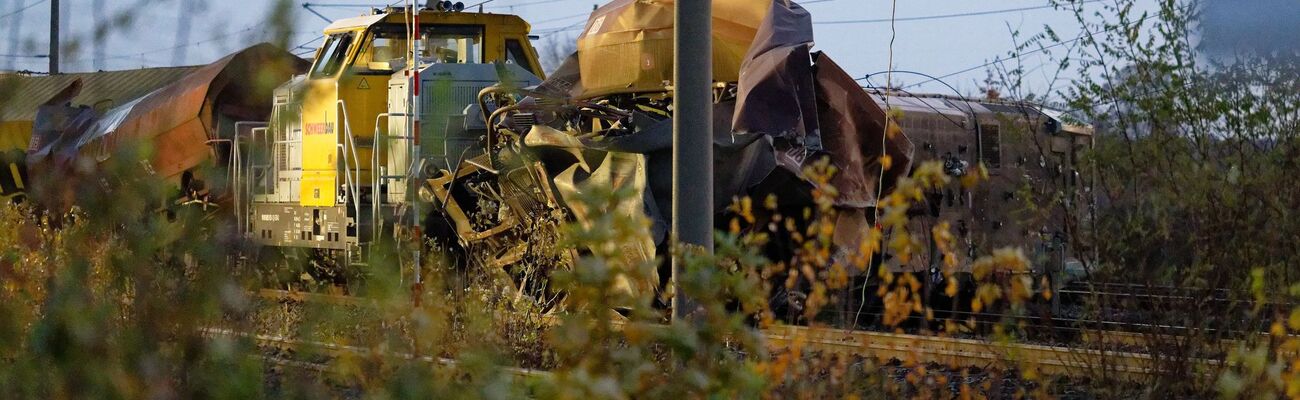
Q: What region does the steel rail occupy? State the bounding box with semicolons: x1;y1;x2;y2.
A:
763;325;1218;381
250;288;1219;380
212;314;1208;383
200;327;552;379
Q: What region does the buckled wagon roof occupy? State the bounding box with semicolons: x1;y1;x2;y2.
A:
0;66;200;122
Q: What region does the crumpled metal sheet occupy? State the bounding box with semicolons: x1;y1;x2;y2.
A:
532;0;913;222
732;0;820;149
26;43;308;205
575;0;771;98
812;52;913;209
534;53;585;99
731;0;911;210
551;150;660;302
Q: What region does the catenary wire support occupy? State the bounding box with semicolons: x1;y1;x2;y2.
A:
408;2;424;295
48;0;59;74
671;0;713;322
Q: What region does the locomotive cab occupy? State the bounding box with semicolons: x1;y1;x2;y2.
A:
239;6;544;262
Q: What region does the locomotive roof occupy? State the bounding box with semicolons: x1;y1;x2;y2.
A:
867;90;1093;135
324;9;532;34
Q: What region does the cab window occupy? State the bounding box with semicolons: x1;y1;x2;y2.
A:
357;24;484;67
311;32;356;78
423;25;483;64
359;37;400;66
505;39;537;75
359;24;414;68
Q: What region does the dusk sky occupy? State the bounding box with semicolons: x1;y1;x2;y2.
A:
1;0;1148;98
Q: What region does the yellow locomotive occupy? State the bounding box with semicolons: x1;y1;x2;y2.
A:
235;5;545;269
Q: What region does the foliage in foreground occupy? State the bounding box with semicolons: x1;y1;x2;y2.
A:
2;1;1300;399
0;144;1058;399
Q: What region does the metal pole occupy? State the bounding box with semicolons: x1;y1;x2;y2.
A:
671;0;712;321
411;4;422;290
49;0;59;74
92;0;105;70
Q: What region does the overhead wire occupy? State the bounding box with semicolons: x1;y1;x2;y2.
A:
300;0;579;10
815;0;1102;25
854;0;898;331
858;70;981;123
61;26;323;65
486;0;580;9
892;3;1176;91
106;26;261;61
302;3;335;23
528;11;588;25
292;34;326;52
898;24;1099;90
876;0;898;225
860;79;967;131
0;0;45;20
534;19;588;38
288;1;344;56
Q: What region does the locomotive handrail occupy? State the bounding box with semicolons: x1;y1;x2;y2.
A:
247;127;268;236
336;100;362;234
369;112;410;243
230;121;267;235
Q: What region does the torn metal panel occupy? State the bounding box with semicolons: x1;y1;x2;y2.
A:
533;52;585;99
468;0;920;288
532;0;913;213
575;0;772;98
733;0;819;148
551;150;659;300
512;0;917;246
25;43;309;208
812;52;914;209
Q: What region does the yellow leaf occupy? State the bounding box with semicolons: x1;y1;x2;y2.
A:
886;122;903;138
1022;368;1039;381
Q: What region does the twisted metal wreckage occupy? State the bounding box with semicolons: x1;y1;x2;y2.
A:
20;1;912;303
24;1;1075;312
432;0;913;299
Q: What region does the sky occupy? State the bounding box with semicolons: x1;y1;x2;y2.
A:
0;0;1140;98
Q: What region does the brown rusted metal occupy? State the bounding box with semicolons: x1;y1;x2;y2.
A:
24;44;308;209
813;53;914;210
81;43;308;180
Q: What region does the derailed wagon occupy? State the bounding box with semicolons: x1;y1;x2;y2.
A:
18;44;308;212
436;0;1092;314
415;0;916;310
11;0;1090;319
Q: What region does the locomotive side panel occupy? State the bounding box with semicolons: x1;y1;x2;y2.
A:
881;93;1090;278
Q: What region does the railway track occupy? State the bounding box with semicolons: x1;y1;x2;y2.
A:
245;288;1238;381
207;321;1175;384
1058;281;1295;310
201;326;553;379
765;325;1189;381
